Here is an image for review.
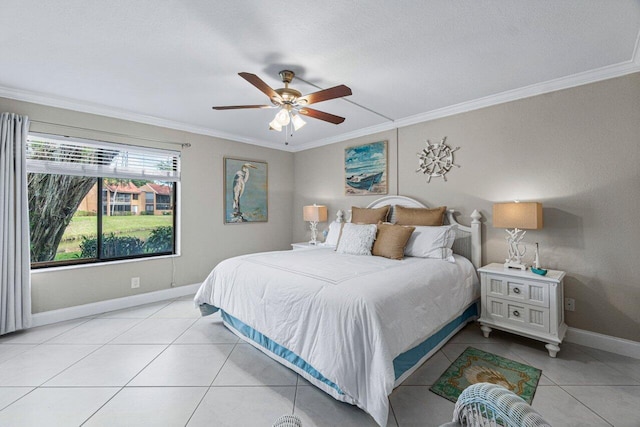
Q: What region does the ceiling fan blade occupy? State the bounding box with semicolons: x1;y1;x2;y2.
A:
238;72;282;104
212;105;273;110
298;107;346;124
297;85;352;106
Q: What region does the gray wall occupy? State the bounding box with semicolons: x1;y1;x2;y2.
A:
293;73;640;342
0;97;294;313
3;72;639;342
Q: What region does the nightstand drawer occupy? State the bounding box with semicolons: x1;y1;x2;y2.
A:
485;297;550;333
485;274;549;308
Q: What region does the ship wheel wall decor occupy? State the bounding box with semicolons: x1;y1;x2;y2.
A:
416;136;460;182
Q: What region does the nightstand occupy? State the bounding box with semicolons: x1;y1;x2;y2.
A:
477;263;567;357
290;242;332;250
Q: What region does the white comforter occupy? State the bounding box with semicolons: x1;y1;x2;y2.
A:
194;248;478;426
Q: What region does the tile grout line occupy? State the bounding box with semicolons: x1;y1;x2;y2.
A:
207;340;240;387
292;375;300;417
558;385;615;427
5;307;633;425
511;343;640;386
388;400;399;427
0;308;165;417
0;387;38;412
96;299;173;320
182;388;210;427
497;340;625;425
183;340;240;426
0;295;200;424
79;386;126;426
0;316;96;361
35;315;157;388
79;299;195;426
575;345;640;383
79;315;164;426
108;315;200;389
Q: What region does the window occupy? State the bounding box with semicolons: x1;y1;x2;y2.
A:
156;194;171;211
145;192;155;212
26;133;180;268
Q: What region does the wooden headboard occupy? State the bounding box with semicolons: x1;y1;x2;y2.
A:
360;195;482;268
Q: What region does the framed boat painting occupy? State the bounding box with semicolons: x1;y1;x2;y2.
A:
224;157;268;223
344;140;388;195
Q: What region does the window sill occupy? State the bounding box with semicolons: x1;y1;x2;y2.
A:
30;253;181;274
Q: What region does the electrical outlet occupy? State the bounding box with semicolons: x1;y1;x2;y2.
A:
131;277;140;289
564;297;575;312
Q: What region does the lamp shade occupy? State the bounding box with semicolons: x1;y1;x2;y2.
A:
303;205;328;222
493;202;543;230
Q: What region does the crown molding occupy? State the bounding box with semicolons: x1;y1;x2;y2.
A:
0;85;286;151
2;56;639;154
292;58;640;152
393;60;640;130
288;121;395;152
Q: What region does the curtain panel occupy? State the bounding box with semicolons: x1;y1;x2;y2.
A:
0;112;31;335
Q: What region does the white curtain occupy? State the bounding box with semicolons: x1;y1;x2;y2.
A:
0;112;31;335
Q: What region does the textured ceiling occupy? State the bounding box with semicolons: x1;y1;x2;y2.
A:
1;1;639;151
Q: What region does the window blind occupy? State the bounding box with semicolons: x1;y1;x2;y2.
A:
26;132;181;181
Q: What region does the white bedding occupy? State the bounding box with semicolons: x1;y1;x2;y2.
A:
194;248;479;426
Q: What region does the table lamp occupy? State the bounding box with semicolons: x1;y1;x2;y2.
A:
493;202;543;270
303;204;328;245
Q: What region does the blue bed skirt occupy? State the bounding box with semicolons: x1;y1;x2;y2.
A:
393;302;478;381
199;300;478;387
222;310;345;394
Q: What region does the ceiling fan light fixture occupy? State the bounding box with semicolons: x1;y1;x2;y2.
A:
212;70;352;142
291;113;306;131
268;119;282;131
275;109;291;126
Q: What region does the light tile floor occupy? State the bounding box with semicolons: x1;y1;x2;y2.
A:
0;295;638;426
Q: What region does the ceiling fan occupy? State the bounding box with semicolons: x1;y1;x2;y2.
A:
212;70;352;133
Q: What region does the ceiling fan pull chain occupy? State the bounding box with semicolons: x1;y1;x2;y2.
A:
285;122;289;145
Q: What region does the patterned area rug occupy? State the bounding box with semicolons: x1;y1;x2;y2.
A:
430;347;542;404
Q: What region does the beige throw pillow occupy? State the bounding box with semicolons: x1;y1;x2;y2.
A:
372;223;416;260
395;205;447;226
351;205;390;224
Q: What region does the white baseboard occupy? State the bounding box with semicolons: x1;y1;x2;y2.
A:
565;327;640;359
31;283;202;328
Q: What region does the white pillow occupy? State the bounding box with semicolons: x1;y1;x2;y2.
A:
336;223;377;256
324;221;343;246
404;224;457;262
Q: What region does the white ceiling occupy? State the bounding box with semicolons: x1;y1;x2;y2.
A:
1;1;639;152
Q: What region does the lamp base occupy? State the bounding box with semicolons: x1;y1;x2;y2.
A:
504;261;527;270
308;221;319;246
503;228;527;271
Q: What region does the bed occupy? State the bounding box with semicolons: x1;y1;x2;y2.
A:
194;196;482;426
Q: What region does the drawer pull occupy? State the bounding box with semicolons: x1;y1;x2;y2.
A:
513;288;521;294
513;310;520;317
